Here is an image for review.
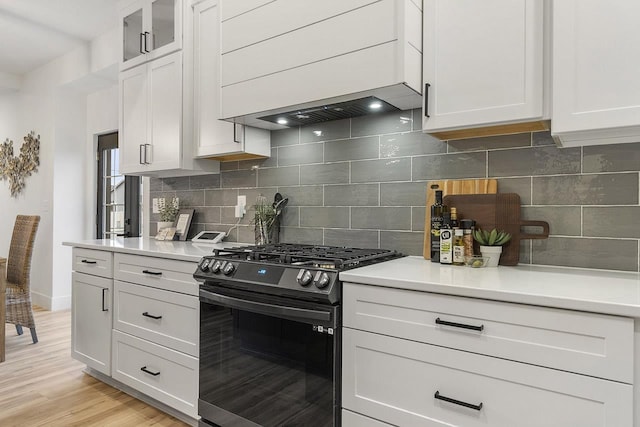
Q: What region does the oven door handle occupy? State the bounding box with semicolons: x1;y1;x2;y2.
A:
200;290;331;323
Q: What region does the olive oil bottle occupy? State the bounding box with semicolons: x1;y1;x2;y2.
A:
439;211;453;264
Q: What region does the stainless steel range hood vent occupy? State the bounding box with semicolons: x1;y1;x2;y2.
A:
256;96;400;127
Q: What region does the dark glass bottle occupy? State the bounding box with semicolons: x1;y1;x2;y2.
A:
430;190;445;263
450;207;459;229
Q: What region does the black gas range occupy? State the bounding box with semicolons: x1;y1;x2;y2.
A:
194;243;404;427
194;243;404;305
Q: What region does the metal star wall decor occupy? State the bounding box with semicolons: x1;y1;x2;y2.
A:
0;131;40;197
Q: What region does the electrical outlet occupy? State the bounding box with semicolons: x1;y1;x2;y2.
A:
237;195;246;207
152;198;160;214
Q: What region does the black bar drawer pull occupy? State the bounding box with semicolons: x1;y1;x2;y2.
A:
142;269;162;276
435;317;484;332
424;83;431;118
81;259;97;264
101;288;108;312
435;391;483;411
139;32;144;54
142;312;162;320
140;366;160;376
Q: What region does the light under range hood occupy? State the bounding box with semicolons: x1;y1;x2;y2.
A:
219;0;424;130
257;96;401;127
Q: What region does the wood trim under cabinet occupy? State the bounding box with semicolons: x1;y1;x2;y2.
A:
428;120;550;141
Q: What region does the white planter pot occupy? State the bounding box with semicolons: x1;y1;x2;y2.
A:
479;245;502;267
157;221;174;232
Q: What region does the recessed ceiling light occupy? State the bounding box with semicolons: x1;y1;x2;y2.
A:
369;101;383;110
277;118;288;125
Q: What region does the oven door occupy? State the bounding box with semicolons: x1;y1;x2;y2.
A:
199;284;340;427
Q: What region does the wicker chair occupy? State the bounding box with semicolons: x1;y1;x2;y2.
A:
4;215;40;344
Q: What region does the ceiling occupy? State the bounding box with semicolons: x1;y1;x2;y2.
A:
0;0;118;76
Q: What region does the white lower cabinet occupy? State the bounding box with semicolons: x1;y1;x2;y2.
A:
343;329;632;427
70;248;199;421
112;330;198;418
342;283;635;427
71;271;113;376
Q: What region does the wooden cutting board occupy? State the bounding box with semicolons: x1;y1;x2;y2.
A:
422;179;498;259
443;193;550;265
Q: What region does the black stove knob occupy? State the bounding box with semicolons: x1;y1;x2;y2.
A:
314;272;331;289
199;259;211;272
210;260;222;273
222;262;235;276
296;269;313;286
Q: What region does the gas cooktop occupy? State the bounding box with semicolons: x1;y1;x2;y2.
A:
194;244;405;304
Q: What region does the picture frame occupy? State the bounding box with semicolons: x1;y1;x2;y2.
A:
174;209;195;241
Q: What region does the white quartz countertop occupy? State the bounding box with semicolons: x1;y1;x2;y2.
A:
63;237;247;263
340;256;640;318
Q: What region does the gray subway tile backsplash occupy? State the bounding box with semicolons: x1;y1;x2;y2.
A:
300;119;350;143
489;146;581;177
324;184;379;206
351;207;411;230
582;142;640;173
325;136;379;162
380;131;447;158
277;143;323;166
413;152;486;180
324;228;379;248
150;109;640;272
300;162;349;185
533;173;639;205
351;158;411;183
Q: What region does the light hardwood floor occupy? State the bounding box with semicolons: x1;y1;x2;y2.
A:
0;307;189;427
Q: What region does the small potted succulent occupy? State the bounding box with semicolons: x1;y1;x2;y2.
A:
157;197;179;232
473;228;512;267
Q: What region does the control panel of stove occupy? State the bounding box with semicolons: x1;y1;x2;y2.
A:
195;256;338;296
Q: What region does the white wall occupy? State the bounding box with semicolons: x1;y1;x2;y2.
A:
0;29;118;310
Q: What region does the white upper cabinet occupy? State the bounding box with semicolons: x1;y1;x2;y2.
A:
185;0;270;161
552;0;640;146
119;51;219;176
219;0;423;130
422;0;549;140
119;0;183;71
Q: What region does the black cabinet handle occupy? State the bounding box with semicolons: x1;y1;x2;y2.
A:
435;317;484;332
142;269;162;276
81;259;97;264
143;31;151;53
424;83;431;118
142;312;162;320
435;391;483;411
139;144;145;164
140;366;160;376
233;123;243;143
139;32;144;54
101;288;108;312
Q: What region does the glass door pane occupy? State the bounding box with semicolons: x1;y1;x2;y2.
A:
151;0;176;50
123;8;145;61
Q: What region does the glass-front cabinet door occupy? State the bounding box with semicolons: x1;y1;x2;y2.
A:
119;0;182;70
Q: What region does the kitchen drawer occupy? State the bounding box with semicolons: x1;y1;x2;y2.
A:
342;409;392;427
112;330;198;418
343;283;634;383
72;248;113;278
114;253;198;296
343;328;633;427
114;280;198;356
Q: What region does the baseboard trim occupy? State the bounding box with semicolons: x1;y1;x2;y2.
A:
31;292;71;311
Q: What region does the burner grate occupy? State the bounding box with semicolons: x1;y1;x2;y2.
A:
213;243;403;270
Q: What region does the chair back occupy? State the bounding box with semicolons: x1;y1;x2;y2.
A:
6;215;40;289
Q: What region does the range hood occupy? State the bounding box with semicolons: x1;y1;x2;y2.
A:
257;97;401;127
219;0;424;130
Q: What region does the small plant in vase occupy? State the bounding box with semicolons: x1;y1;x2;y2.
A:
472;228;512;267
157;197;179;232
